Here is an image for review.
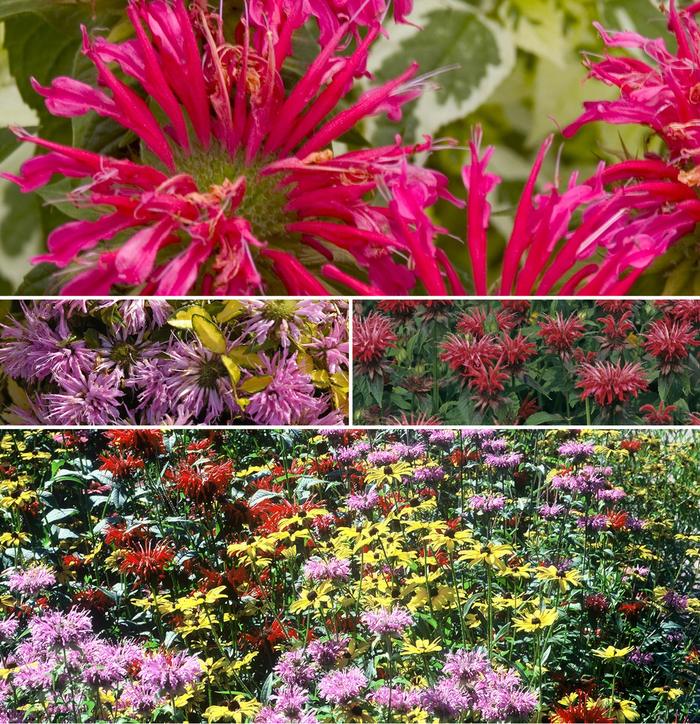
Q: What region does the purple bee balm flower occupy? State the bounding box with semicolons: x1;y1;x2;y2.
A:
139;650;202;695
95;327;167;374
37;368;125;425
481;438;508;452
629;648;654;666
274;650;317;688
0;617;18;642
246;350;335;425
361;607;414;637
558;440;595;462
0;303;96;384
484;452;522;468
662;591;689;613
442;648;490;684
540;503;566;519
347;488;380;512
303;317;350;375
28;609;92;649
317;666;367;705
421;679;469;720
4;564;56;597
578;514;609;532
428;429;456;445
470;494;506;513
303;557;351;582
242;300;328;348
82;640;129;686
160;339;241;424
367;449;400;466
372;685;423;713
307;638;349;668
255;706;319;724
2;0;463;297
413;466;445;484
597;488;627;502
269;684;310;718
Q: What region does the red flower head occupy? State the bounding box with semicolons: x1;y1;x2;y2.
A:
538;312;586;360
497;332;536;378
3;0;463;296
439;334;500;378
642;318;698;375
99;452;145;479
596;311;635;353
104;430;165;458
465;359;511;413
576;359;649;415
376;301;419;324
353;312;397;379
639;400;678;425
551;692;613;723
119;539;175;584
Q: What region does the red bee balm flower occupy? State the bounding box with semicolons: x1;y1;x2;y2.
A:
576;360;649;410
642;319;698;375
353;312;397;379
119;540;175;584
3;0;462;296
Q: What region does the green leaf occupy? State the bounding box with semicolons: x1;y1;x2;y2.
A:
368;374;384;407
0;0;126;34
523;411;565;425
368;0;516;145
0;181;41;257
4;14;79;144
0;125;37;163
16;261;59;295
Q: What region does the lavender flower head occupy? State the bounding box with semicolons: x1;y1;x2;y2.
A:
316;666;367;705
558;440;595;462
0;617;18;642
303;558;351;582
4;564;56;597
413;466;445;484
484;452;522;468
470;494;506;514
307;638;349;668
274;650;317;688
372;685;422;713
243;300;328;349
347;488;380;512
539;503;565;520
139;650;202;695
28;609;92;649
361;607;414;638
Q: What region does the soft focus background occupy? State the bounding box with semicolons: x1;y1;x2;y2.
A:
0;0;681;294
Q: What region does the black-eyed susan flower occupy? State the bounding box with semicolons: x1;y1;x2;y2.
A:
458;541;513;571
512;607;558;633
365;462;413;486
535;565;583;592
203;696;260;722
592;645;634;660
289;581;333;614
401;637;443;656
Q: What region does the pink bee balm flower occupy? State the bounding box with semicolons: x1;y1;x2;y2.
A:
3;0;461;296
463;127;700;295
563;1;700;170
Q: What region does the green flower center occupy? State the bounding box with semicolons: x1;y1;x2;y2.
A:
173;141;294;242
263;299;300;321
110;341;137;365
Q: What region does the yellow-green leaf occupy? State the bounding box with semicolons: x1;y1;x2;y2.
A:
311;369;330;388
192;315;227;355
215;300;246;324
221;355;241;385
240;376;274;394
227;347;263;368
168;305;211;329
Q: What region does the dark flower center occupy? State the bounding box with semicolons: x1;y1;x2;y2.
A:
110;341;138;364
307;591;318;602
383;466;394;475
197;356;227;390
531;617;541;625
